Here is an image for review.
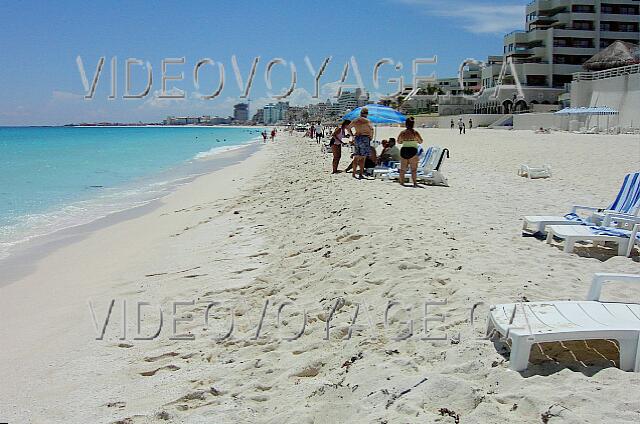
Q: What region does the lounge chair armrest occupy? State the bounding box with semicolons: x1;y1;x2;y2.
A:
602;210;634;217
587;272;640;301
571;205;601;214
602;213;640;227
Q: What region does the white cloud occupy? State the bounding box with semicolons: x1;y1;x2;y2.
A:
321;81;342;100
397;0;525;34
142;88;187;109
287;88;315;106
51;90;83;101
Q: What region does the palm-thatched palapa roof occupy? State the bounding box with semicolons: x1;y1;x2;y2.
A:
583;40;640;71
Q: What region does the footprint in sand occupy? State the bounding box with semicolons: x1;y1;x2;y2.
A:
144;352;180;362
290;361;322;378
140;364;180;376
232;267;258;274
337;234;363;242
168;387;223;411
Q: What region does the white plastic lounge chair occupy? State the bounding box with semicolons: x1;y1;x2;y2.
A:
518;164;551;179
487;273;640;372
372;146;431;178
384;146;450;186
421;147;450;186
523;172;640;234
546;214;640;255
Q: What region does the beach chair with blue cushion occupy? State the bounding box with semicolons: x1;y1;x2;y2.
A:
383;146;450;186
487;273;640;372
522;172;640;235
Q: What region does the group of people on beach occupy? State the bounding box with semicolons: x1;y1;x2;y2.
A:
261;128;277;143
328;107;424;187
451;117;472;134
305;122;325;144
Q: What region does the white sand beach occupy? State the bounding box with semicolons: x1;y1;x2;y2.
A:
1;128;639;423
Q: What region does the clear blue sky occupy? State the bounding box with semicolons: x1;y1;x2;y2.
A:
0;0;528;125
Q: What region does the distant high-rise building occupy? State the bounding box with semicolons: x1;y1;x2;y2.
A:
262;101;289;124
284;106;305;123
233;103;249;122
331;89;369;116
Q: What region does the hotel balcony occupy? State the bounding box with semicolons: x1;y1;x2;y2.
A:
553;28;596;37
504;30;528;44
601;13;640;22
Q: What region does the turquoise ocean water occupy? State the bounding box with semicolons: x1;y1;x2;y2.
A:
0;126;263;260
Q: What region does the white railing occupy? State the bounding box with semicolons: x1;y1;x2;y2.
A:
573;64;640;81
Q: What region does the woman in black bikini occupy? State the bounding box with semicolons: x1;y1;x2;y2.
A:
397;117;424;187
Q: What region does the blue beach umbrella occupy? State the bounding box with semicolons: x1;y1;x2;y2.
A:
342;104;407;124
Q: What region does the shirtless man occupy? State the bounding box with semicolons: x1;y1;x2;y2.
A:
347;108;374;179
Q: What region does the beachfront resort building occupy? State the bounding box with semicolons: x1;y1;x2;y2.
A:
262;101;290;124
307;99;333;121
233;103;249;122
163;116;232;125
284;106;305;123
326;88;370;117
436;63;483;95
476;0;639;114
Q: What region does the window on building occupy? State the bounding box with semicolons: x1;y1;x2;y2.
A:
572;21;593;30
600;22;612;31
619;6;638;15
601;4;614;14
554;38;568;47
553;75;573;88
619;23;638;32
526;75;547;87
554;55;591;65
573;38;593;48
572;5;594;13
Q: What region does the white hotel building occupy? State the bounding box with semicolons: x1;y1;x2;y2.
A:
476;0;639;114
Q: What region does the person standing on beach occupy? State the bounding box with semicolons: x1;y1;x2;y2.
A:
347;108;374;179
397;117;423;187
450;119;454;130
271;128;276;141
262;131;268;143
468;118;473;129
329;120;351;174
314;122;323;144
458;118;464;135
